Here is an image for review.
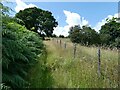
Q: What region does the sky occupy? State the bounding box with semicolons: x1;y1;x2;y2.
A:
2;0;119;36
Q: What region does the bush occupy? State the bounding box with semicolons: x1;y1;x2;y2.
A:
2;16;45;89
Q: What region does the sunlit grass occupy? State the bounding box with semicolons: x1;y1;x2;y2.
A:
28;38;118;88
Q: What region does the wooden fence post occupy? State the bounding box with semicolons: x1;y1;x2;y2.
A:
73;43;77;58
57;39;58;43
60;40;61;47
98;47;101;77
64;42;66;49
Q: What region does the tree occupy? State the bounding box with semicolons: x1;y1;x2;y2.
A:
15;7;58;38
69;25;100;45
69;25;81;43
59;35;65;38
0;3;11;16
52;34;57;38
81;26;100;45
99;17;120;48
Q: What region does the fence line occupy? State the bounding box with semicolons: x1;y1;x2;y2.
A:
53;38;117;87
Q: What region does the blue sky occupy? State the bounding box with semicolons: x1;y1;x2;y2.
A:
2;0;119;36
27;2;118;26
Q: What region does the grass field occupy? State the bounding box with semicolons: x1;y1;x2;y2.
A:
28;38;119;88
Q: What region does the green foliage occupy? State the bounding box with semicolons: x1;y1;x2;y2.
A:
69;25;100;45
52;34;57;38
2;15;44;89
15;7;58;37
99;18;120;48
0;2;14;17
59;35;64;38
69;25;81;43
82;26;100;45
69;18;120;48
0;3;9;15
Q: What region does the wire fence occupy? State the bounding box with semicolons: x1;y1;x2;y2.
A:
51;38;119;88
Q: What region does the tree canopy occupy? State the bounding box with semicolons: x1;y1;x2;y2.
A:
69;25;100;45
69;17;120;48
15;7;58;38
99;17;120;48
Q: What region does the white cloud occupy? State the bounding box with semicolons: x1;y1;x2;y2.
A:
63;10;89;27
63;10;81;26
81;17;89;26
114;13;119;18
54;12;119;36
53;10;89;37
53;25;70;37
93;13;119;32
15;0;37;12
53;26;64;36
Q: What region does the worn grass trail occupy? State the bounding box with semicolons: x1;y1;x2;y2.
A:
43;40;76;88
27;43;54;88
28;39;118;88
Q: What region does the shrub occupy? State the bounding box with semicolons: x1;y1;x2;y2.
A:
2;16;44;89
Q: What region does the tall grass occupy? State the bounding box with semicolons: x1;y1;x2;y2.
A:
44;38;118;88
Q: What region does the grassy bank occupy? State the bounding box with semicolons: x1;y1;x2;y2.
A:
27;48;54;88
28;38;118;88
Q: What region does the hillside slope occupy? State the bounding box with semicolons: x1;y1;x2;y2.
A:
28;38;118;88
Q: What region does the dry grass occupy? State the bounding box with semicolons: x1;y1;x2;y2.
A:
28;38;119;88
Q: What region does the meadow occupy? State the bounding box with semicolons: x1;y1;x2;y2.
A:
28;38;119;88
2;2;119;89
